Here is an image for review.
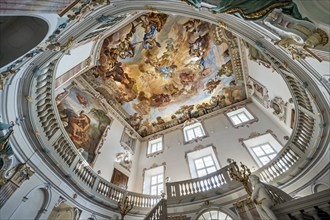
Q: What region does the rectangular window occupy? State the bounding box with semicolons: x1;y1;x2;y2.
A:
194;155;216;177
186;146;220;179
143;165;164;195
184;122;205;142
242;133;283;167
150;173;164;195
147;137;163;156
251;143;277;165
227;107;255;127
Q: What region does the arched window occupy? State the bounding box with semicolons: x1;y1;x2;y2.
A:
197;210;233;220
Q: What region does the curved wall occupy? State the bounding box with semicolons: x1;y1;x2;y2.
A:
0;1;329;219
0;16;48;67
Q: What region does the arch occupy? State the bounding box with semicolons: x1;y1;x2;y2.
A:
0;16;48;67
194;206;237;220
312;183;330;193
9;186;50;220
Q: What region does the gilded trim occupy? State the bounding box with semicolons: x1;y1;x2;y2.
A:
212;2;291;20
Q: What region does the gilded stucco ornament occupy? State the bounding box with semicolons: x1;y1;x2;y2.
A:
0;69;18;90
10;163;34;187
183;0;307;20
227;159;252;196
270;97;287;122
183;0;328;62
264;9;328;61
43;36;74;54
115;151;132;171
64;0;111;21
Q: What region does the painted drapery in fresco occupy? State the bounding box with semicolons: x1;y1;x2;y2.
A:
185;0;307;21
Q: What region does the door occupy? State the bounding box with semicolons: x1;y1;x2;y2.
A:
111;168;129;189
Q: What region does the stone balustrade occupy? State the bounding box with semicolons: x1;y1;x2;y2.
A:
28;55;161;211
273;189;330;220
6;1;327;215
144;198;167;220
26;29;327;211
166;164;241;205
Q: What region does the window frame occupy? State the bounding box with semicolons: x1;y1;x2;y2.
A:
193;155;217;178
250;142;277;166
226;106;257;128
241;131;283;168
185;145;221;179
146;136;164;157
196;209;234;220
150;173;164;196
183;121;207;144
142;164;165;195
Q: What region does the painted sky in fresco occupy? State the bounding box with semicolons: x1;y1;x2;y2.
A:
82;13;245;136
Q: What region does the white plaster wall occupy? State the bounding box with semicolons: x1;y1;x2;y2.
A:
246;53;293;134
55;41;94;79
92;114;142;187
92;118;125;182
133;102;288;193
127;140;141;191
305;58;330;78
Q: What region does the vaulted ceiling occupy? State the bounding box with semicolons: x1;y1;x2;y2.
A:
76;13;246;137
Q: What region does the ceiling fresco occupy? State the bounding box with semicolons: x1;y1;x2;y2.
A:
82;13;246;137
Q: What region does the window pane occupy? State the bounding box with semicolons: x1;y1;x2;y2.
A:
203;157;214;167
269;153;276;159
253;147;265;156
238;112;249;122
227;107;255;126
148;140;162;155
210;211;218;219
207;166;216;174
230;115;241;124
151;176;157;184
157;174;163;182
157;142;162;151
151;186;157;195
195;158;204;169
197;169;207;177
259;156;270;165
262;144;274;154
186;129;195;140
194;126;204;137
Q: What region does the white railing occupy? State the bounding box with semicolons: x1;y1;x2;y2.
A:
28;59;161;211
144;198;167;220
12;1;329;212
166;164;241;204
25;44;327;209
273;189;330;220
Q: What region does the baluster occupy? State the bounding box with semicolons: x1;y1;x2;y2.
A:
188;182;192;195
272;161;282;175
282;154;293;168
285;149;296;164
195;180;201;193
184;183;189;195
179;184;184;196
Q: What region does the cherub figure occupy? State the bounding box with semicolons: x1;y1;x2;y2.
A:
249;175;277;220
